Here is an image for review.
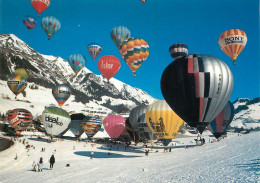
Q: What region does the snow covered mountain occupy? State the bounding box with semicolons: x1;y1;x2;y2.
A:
230;97;260;130
0;34;156;115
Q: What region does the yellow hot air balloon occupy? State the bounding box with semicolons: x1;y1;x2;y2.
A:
145;100;184;146
218;29;247;65
15;68;29;80
119;37;149;76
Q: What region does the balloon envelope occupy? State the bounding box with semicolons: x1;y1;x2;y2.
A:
8;108;33;130
7;76;27;96
88;42;102;61
218;29;247;64
68;54;86;75
97;55;121;81
23;16;37;31
129;105;147;133
14;68;29;80
31;0;50;16
68;113;86;137
207;101;234;139
161;54;234;134
119;37;149;76
111;26;131;48
145;100;184;146
169;43;188;60
103;115;125;139
42;107;71;136
41;16;61;40
137;113;156;141
52;84;72;107
81;116;102;138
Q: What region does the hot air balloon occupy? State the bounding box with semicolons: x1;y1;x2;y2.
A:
87;42;102;61
119;37;149;76
8;108;33;133
140;0;146;5
129;105;147;135
207;101;234;139
103;115;125;139
52;84;72;107
31;0;50;16
41;16;61;40
97;55;121;81
42;107;71;137
137;113;156;141
23;16;37;31
161;53;234;134
68;54;86;75
81;116;102;138
7;76;27;97
15;68;29;80
145;100;184;146
169;43;188;60
111;26;131;48
218;29;247;65
68;113;86;138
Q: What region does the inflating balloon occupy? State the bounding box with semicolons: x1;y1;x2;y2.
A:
8;108;33;129
23;16;37;31
129;105;147;134
207;101;234;139
119;37;149;76
137;113;156;141
81;116;102;138
31;0;50;16
97;55;121;81
52;84;72;107
145;100;184;146
111;26;131;48
42;107;71;136
68;54;86;75
87;42;102;61
7;76;27;97
103;115;125;139
69;113;86;138
161;53;233;134
41;16;61;40
15;68;29;80
169;43;188;60
218;29;247;65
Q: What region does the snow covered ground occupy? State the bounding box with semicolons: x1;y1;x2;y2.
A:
0;132;260;183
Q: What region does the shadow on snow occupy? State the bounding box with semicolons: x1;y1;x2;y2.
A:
233;158;260;172
74;151;142;158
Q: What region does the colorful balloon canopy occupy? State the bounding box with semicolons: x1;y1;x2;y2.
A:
97;55;121;81
68;54;86;75
68;113;86;138
207;101;234;139
41;16;61;40
52;84;72;107
42;107;71;136
145;100;184;146
31;0;50;16
81;116;102;138
161;54;234;134
140;0;146;5
169;43;188;60
218;29;247;65
103;115;126;139
111;26;131;48
8;108;33;130
119;37;149;76
23;16;37;31
7;76;27;97
15;68;29;80
87;42;102;61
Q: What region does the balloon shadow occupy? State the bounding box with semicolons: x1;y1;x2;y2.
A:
74;151;142;158
96;146;145;153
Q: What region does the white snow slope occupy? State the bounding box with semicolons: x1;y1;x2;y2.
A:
0;132;260;183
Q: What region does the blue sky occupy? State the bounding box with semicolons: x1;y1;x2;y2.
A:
0;0;259;102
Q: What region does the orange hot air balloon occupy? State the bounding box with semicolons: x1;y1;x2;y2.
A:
218;29;247;65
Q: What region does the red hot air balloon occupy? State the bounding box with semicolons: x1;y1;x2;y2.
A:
97;55;121;81
103;115;125;139
31;0;50;16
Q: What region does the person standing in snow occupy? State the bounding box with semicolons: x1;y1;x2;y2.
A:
32;161;36;171
90;151;94;159
49;155;55;169
39;157;43;171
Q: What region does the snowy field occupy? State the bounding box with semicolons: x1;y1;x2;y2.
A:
0;132;260;183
